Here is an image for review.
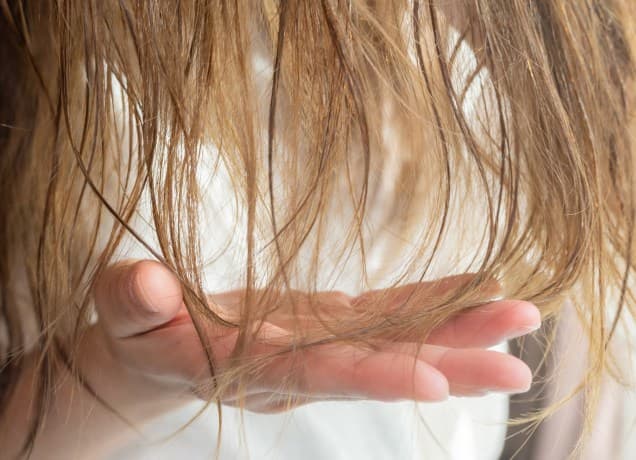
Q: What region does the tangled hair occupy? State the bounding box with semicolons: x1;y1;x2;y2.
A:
1;0;636;456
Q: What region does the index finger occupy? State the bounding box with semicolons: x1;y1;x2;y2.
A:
351;274;502;313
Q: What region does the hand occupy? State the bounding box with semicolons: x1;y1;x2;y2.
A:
88;260;540;415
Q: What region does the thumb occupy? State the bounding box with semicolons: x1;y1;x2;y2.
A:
94;260;184;339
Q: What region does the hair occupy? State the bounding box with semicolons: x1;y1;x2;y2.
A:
1;0;635;457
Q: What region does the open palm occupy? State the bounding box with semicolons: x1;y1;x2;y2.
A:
92;261;540;413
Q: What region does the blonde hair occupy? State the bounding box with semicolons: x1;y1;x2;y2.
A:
1;0;635;456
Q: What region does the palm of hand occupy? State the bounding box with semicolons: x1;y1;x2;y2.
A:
93;261;539;413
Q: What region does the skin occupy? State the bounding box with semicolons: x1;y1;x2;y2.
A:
2;260;540;459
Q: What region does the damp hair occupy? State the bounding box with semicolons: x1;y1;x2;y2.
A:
1;0;635;457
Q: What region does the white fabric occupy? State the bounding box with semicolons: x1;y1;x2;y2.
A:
114;395;509;460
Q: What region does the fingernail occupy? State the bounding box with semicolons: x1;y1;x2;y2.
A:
489;379;533;395
461;390;490;397
505;323;541;341
493;385;531;395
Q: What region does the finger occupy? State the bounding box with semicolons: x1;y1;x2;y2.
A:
351;274;502;313
208;289;353;325
425;300;541;348
209;276;500;336
211;275;497;321
222;392;363;414
94;260;184;339
257;343;450;402
390;343;532;396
